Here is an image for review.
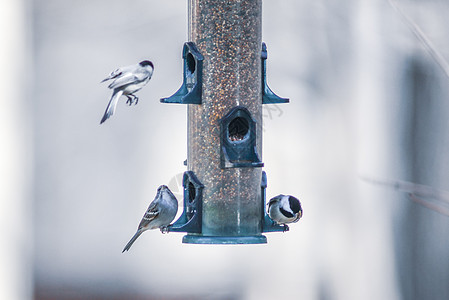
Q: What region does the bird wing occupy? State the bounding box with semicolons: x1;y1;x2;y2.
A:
101;64;137;82
137;201;160;229
101;69;120;82
267;195;282;209
107;69;150;90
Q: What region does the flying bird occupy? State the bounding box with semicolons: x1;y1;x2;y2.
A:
100;60;154;124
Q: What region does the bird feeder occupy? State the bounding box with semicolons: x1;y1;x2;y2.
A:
163;0;289;244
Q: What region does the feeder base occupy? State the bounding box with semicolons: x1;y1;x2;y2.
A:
182;235;267;244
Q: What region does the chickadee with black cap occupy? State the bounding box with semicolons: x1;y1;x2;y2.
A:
122;185;178;252
268;194;303;231
100;60;154;124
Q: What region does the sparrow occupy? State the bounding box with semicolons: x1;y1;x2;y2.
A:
122;185;178;252
267;194;302;231
100;60;154;124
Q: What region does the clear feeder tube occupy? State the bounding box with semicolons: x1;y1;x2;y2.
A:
185;0;265;243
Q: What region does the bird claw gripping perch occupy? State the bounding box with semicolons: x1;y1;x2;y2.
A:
160;226;170;234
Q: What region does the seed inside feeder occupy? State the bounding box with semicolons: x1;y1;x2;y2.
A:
228;117;249;141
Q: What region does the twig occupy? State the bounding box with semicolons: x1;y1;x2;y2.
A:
360;175;449;217
388;0;449;78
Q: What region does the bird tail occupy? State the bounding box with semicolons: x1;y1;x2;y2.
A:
122;230;143;253
100;90;123;124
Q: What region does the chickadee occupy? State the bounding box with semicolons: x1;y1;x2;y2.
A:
267;194;302;231
100;60;154;124
122;185;178;252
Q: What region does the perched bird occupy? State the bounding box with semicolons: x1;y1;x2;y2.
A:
122;185;178;252
267;194;302;231
100;60;154;124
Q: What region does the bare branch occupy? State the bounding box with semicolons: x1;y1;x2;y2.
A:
388;0;449;78
360;175;449;217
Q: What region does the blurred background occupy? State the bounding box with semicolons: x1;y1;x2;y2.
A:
2;0;449;299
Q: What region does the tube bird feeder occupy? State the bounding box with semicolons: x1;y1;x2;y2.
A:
162;0;289;244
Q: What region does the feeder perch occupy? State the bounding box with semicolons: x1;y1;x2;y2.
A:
169;171;203;234
262;42;289;104
160;42;203;104
261;171;287;232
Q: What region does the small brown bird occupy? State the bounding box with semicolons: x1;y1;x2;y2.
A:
122;185;178;252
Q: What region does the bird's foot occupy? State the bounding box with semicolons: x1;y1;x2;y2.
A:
160;225;171;234
283;224;290;232
126;94;139;106
125;95;139;106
